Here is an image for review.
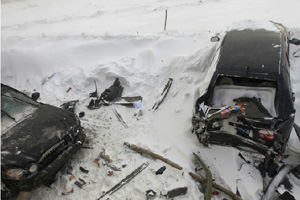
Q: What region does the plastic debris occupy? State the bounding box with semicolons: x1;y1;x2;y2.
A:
155;166;166;175
107;171;113;176
79;112;85;118
60;100;79;113
152;78;173;110
100;148;113;163
66;87;72;93
75;178;87;189
79;166;89;174
279;191;295;200
62;188;74;195
97;162;149;199
164;187;188;198
146;189;156;199
69;174;76;181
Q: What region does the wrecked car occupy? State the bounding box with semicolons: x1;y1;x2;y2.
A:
192;22;297;156
1;84;85;199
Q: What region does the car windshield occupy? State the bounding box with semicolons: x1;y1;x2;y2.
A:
1;88;39;131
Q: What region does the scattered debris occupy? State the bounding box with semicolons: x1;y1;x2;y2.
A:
89;81;98;97
100;148;113;163
262;165;293;200
164;187;187;199
75;179;86;189
152;78;173;110
97;162;149;199
79;178;86;184
66;87;72;93
146;189;156;199
61;188;74;195
60;100;79;113
106;163;121;171
79;111;85;118
193;152;212;200
112;108;128;128
124;142;182;170
79;166;89;174
189;172;243;200
93;159;101;168
107;171;113;176
88;78;123;109
155;166;166;175
69;174;76;181
279;191;295;200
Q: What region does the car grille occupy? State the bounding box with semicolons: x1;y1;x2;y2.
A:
38;135;73;165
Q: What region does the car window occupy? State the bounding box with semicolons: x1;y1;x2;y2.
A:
1;89;39;131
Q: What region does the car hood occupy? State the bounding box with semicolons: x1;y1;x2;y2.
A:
1;104;78;168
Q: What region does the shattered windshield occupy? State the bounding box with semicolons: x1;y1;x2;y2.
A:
1;89;39;131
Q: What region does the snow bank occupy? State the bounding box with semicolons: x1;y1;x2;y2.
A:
2;0;300;199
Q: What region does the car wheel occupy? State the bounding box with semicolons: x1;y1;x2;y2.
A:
219;77;234;85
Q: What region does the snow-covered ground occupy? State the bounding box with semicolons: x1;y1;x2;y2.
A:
2;0;300;199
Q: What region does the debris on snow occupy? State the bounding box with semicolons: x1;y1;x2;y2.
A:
164;187;188;199
79;166;89;174
124;142;182;170
152;78;173;110
97;162;149;199
155;166;166;175
112;108;128;128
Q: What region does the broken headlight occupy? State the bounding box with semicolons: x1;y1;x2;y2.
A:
5;163;38;180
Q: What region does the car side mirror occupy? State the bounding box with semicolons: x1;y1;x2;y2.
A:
289;38;300;45
211;36;220;42
31;92;40;101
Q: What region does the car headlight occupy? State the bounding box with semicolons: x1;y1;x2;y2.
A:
5;164;38;180
29;163;38;173
5;169;26;180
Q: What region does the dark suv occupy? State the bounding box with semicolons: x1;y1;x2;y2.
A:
1;84;85;199
192;22;297;157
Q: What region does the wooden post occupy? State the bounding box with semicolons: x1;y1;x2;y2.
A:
193;153;212;200
164;9;168;31
189;172;243;200
124;142;182;170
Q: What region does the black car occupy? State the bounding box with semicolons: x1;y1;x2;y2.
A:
1;84;85;199
192;22;299;158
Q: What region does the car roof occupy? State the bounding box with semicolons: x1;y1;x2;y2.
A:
216;29;283;77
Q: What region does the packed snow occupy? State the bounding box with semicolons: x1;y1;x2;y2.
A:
2;0;300;199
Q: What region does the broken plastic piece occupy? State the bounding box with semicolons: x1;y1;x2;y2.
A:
155;166;166;175
279;191;295;200
79;112;85;118
62;188;74;195
97;162;149;199
79;166;89;174
60;100;79;113
107;171;113;176
165;187;187;198
89;81;98;97
66;87;72;93
146;189;156;199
